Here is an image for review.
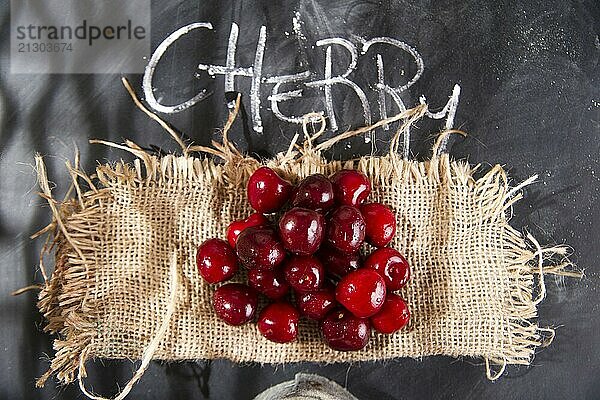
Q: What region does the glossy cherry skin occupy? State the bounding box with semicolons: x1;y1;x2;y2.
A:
236;227;286;270
196;238;239;284
283;256;324;292
335;269;386;318
213;283;258;326
330;169;371;206
247;267;290;300
297;284;336;320
326;206;366;253
247;167;293;213
320;308;371;351
257;302;300;343
370;293;410;334
360;203;396;247
278;207;325;255
317;245;360;278
291;174;335;211
226;213;269;248
364;248;410;291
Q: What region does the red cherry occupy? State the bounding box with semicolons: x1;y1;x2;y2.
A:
330;169;371;206
291;174;334;211
196;238;239;284
283;255;324;292
326;206;366;253
236;227;286;270
335;269;386;318
297;284;336;320
226;213;269;248
317;245;360;278
257;302;300;343
213;283;258;326
247;268;290;300
247;167;293;213
360;203;396;247
364;248;410;291
278;207;325;255
370;293;410;334
320;308;371;351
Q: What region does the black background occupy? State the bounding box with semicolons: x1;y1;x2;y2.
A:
1;0;599;399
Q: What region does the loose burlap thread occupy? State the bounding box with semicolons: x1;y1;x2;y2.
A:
31;81;580;398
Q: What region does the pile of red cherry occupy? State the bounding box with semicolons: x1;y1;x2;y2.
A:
196;167;410;351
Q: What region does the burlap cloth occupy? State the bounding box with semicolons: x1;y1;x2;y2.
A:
32;101;577;394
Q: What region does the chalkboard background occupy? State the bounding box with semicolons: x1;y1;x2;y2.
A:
1;0;599;398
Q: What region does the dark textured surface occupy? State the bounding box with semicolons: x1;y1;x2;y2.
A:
1;0;599;399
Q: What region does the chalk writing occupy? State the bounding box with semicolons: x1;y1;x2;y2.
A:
142;15;461;155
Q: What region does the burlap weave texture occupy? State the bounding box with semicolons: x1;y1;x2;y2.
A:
34;147;574;387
